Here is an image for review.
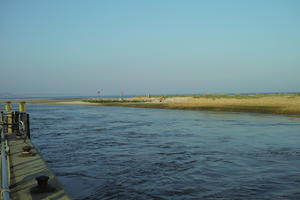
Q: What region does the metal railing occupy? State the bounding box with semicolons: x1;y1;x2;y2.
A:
0;103;29;200
1;127;11;200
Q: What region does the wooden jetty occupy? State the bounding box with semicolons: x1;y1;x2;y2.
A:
1;102;70;200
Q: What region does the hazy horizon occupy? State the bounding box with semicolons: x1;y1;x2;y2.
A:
1;0;299;96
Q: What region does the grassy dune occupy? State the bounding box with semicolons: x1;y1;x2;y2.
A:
84;93;300;115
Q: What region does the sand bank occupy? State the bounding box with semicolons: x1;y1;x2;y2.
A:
10;94;300;116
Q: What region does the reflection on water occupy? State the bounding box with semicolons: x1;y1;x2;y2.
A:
28;105;300;200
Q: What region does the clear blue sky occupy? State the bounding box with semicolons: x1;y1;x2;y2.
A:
1;0;299;96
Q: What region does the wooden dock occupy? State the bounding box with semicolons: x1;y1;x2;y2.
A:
7;134;71;200
1;102;71;200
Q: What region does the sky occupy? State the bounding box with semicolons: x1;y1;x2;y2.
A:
0;0;299;96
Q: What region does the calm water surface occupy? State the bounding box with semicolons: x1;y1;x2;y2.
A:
27;104;300;200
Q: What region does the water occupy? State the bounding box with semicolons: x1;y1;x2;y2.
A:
27;104;300;200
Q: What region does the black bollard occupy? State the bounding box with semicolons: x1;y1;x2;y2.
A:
30;175;56;193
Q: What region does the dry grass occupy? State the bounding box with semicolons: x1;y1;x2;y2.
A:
176;96;300;115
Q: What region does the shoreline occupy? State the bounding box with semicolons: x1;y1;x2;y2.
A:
3;94;299;116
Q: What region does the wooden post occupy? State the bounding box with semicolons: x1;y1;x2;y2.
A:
6;102;13;133
5;101;11;113
19;102;26;113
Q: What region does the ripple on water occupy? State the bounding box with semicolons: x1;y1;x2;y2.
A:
28;105;300;200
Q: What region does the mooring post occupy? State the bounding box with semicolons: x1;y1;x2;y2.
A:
5;102;13;133
5;102;11;113
19;102;26;113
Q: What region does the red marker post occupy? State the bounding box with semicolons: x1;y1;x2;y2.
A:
97;90;101;98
